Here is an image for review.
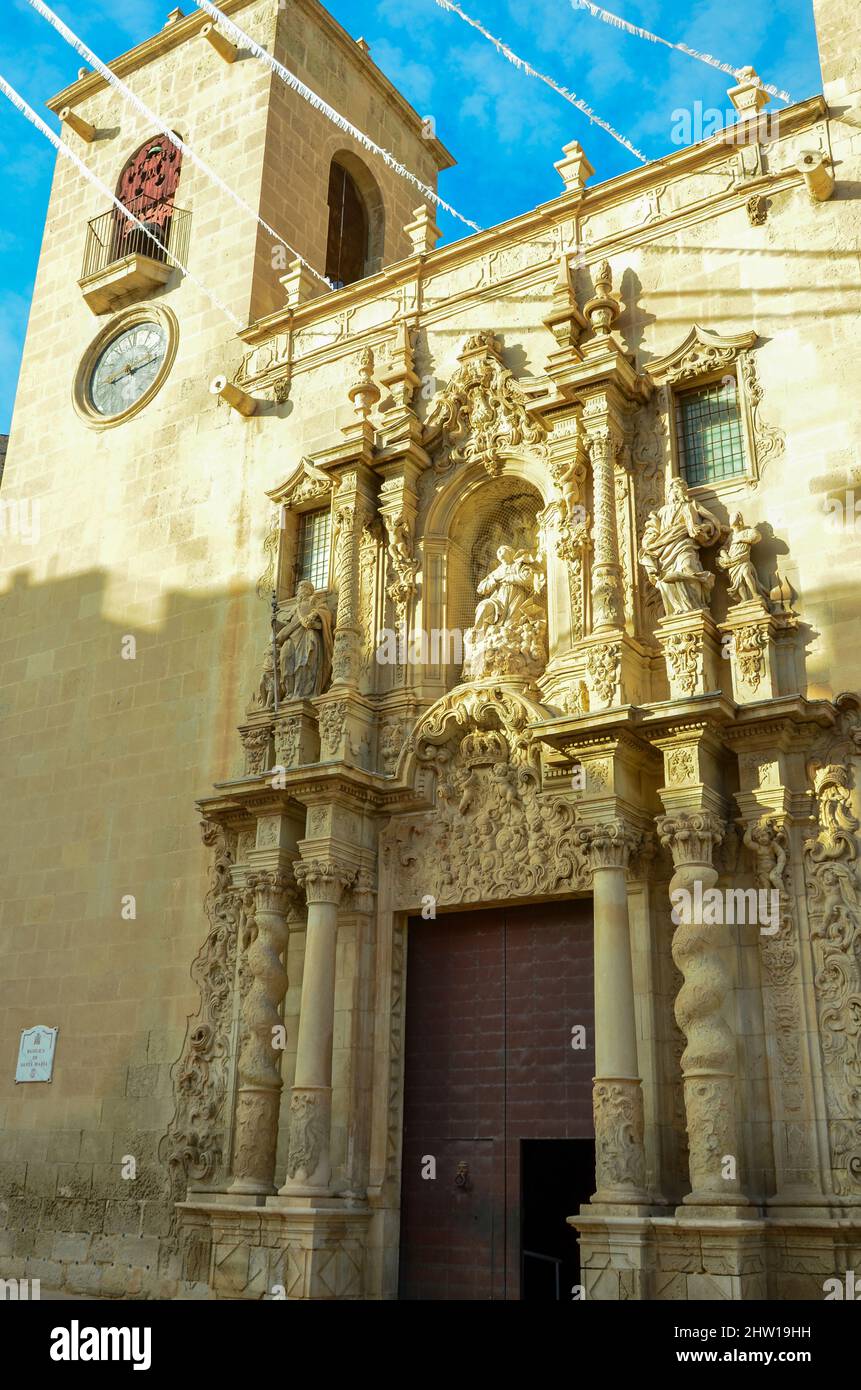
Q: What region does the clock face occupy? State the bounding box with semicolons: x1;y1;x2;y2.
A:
89;321;169;417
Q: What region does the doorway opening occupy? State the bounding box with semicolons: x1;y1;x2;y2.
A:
520;1138;594;1300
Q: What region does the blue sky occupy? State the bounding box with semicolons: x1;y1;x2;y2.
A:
0;0;822;431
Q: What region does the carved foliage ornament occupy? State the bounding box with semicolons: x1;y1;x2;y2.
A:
586;642;620;707
425;331;546;475
386;685;589;907
160;822;241;1196
804;702;861;1192
663;630;703;695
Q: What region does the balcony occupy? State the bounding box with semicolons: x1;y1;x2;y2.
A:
79;196;191;315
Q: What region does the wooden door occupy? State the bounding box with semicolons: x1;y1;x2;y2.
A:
398;899;595;1300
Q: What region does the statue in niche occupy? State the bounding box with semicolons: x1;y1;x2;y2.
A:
638;477;724;617
463;545;547;681
717;511;770;607
252;582;334;708
470;493;541;591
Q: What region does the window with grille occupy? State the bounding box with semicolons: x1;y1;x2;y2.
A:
295;508;331;591
675;377;746;486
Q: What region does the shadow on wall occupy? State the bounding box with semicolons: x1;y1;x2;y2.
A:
0;564;263;1293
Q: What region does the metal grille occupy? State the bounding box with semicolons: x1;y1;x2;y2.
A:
675;378;745;486
82;196;191;280
295;508;331;590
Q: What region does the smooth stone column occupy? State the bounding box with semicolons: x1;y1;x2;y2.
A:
279;859;354;1196
578;820;650;1208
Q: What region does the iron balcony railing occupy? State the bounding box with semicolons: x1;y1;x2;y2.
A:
82;195;191;280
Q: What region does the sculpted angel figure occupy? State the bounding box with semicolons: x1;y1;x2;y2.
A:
717;511;769;606
639;477;724;616
274;581;334;700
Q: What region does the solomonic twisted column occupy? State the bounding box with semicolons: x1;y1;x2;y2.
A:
585;428;624;632
577;820;650;1207
657;812;751;1212
229;871;292;1195
279;858;355;1195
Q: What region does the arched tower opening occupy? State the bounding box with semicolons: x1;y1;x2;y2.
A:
324;151;385;286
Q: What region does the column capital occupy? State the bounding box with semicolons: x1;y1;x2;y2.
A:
576;819;641;871
656;811;725;868
294;858;356;906
247;868;295;915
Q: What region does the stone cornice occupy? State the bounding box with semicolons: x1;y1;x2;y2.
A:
46;0;456;173
47;0;260;111
238;95;827;353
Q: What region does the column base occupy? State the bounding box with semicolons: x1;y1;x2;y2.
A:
177;1198;371;1299
677;1196;759;1220
586;1198;662;1217
227;1180;277;1198
275;1183;335;1200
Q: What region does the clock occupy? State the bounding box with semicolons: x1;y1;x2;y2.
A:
89;321;168;416
74;305;178;428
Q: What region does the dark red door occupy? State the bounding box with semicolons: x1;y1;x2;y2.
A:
398;899;595;1300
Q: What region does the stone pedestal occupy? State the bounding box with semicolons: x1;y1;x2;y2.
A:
570;1214;770;1300
580;632;650;711
238;713;274;776
656;610;723;700
719;599;780;702
272;700;319;769
177;1200;370;1300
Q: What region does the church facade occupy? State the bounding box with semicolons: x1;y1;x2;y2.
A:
1;0;861;1300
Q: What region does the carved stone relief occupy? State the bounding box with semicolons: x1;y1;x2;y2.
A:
804;719;861;1193
160;822;241;1197
425;331;546;475
383;687;589;909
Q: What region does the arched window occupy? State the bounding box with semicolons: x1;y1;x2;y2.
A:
325;159;370;288
112;136;183;264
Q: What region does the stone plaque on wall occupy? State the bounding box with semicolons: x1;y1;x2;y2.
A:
15;1025;58;1083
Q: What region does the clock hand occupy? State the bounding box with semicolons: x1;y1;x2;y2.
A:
103;354;158;386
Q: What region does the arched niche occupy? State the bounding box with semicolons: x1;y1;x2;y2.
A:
418;459;550;692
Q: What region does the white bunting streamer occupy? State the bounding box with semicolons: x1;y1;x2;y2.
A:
433;0;647;164
570;0;792;104
193;0;482;232
0;71;243;328
26;0;332;285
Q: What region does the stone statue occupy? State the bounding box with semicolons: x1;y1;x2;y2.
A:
254;645;278;711
253;583;334;708
717;511;769;606
463;545;547;680
639;477;724;616
277;582;334;699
